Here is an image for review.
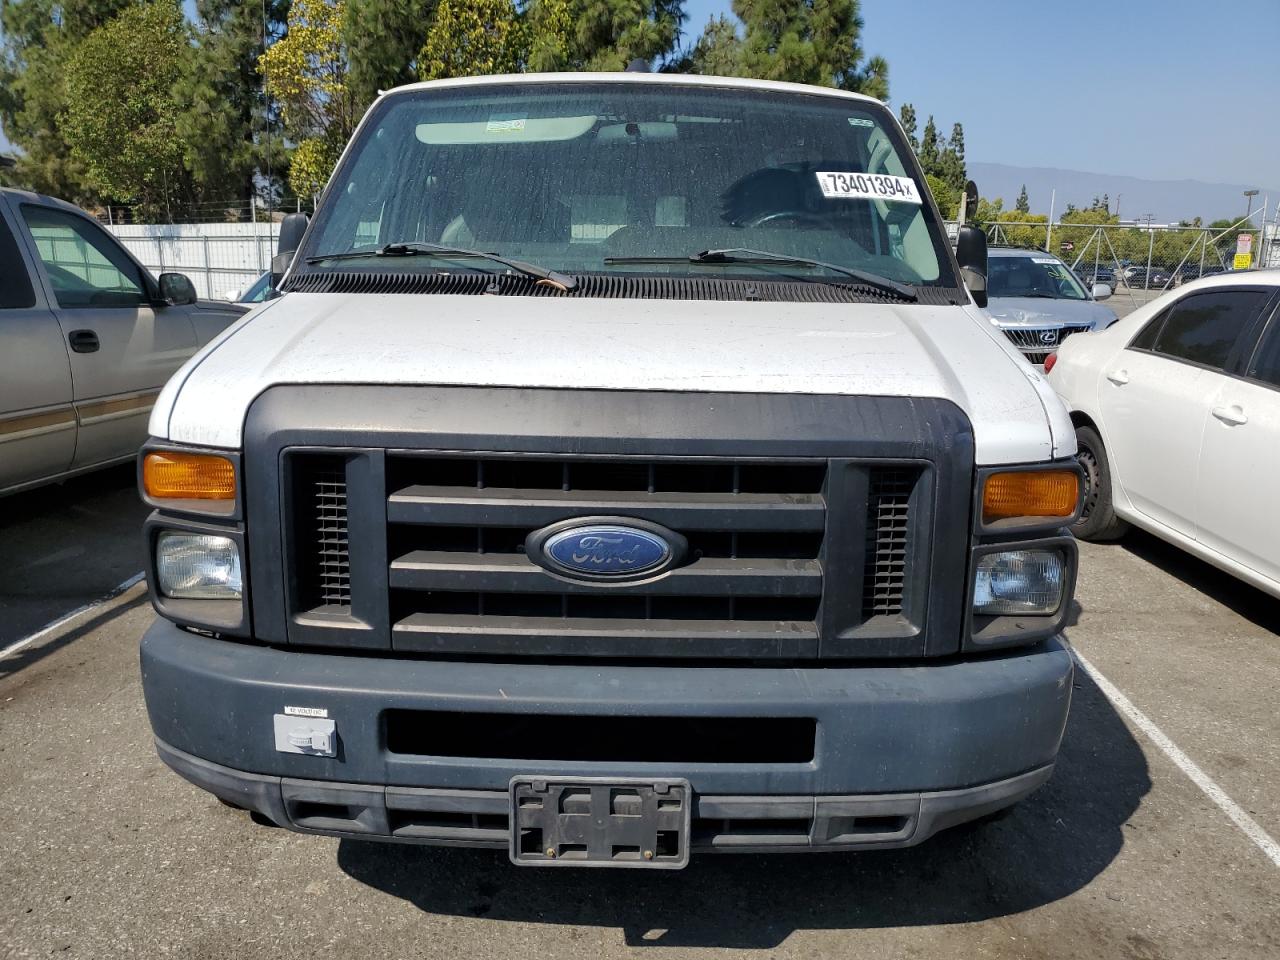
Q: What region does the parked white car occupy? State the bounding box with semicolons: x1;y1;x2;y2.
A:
1048;270;1280;597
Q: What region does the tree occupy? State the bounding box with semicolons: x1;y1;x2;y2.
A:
1016;184;1030;214
938;121;965;190
419;0;525;79
0;0;135;200
918;116;940;177
176;1;289;210
684;14;743;76
692;0;886;96
61;2;191;218
898;103;918;152
925;174;959;221
343;0;438;104
971;196;1004;229
524;0;684;72
855;54;888;101
259;0;361;198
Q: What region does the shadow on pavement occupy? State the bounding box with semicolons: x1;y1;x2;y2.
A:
1118;528;1280;633
0;593;147;682
1;463;147;644
337;670;1149;948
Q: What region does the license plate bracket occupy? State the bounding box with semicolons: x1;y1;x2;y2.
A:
509;777;692;869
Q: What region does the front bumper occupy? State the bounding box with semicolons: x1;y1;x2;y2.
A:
141;618;1074;851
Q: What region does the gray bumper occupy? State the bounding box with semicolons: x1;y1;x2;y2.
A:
156;738;1055;852
141;618;1073;848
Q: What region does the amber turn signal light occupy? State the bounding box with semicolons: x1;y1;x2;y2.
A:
143;452;236;501
982;469;1078;525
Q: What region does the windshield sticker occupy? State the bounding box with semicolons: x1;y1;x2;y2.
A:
816;172;921;204
1032;257;1059;264
485;115;527;134
847;117;874;128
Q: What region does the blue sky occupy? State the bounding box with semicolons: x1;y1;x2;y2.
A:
682;0;1280;188
6;0;1277;190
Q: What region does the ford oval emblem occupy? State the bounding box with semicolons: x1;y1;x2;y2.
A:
527;518;686;581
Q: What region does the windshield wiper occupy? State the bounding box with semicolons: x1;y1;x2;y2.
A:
604;248;917;302
305;241;577;291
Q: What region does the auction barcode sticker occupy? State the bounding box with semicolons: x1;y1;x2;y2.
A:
816;172;922;204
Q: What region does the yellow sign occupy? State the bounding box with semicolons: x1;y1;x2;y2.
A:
1233;253;1252;270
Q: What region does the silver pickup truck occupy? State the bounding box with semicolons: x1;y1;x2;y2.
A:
0;188;243;496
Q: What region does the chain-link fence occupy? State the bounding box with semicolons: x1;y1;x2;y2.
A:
982;211;1276;310
98;197;314;226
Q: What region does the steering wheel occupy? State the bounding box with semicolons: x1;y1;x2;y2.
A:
743;210;832;229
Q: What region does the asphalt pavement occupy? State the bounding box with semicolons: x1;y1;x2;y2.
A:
1;467;1277;959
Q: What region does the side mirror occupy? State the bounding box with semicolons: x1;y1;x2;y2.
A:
158;272;197;306
955;225;988;308
223;289;242;302
1092;283;1112;301
271;212;310;287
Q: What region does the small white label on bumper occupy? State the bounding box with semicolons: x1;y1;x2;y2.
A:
273;714;337;757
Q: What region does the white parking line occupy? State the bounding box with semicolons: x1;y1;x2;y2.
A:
0;572;146;662
1074;650;1280;869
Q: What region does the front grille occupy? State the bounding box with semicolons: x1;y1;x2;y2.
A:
863;469;916;617
293;456;351;609
382;454;829;658
1002;325;1092;364
282;447;937;660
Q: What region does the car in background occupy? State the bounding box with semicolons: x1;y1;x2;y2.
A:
223;270;275;308
0;187;245;496
1172;262;1224;286
1047;270;1280;597
984;247;1119;365
1074;263;1116;287
1121;265;1172;289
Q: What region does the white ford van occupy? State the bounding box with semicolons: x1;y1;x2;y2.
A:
137;73;1082;868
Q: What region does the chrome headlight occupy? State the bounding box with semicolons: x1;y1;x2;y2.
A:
973;549;1064;616
155;532;242;599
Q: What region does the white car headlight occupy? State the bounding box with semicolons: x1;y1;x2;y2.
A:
156;532;242;599
973;549;1064;616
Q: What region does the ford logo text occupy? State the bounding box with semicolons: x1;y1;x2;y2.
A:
528;519;686;581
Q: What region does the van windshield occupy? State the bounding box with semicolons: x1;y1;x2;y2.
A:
301;82;953;293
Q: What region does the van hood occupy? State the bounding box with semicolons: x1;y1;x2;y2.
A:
152;293;1073;465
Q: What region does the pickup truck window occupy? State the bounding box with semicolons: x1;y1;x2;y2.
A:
21;205;147;308
0;212;36;309
303;82;953;293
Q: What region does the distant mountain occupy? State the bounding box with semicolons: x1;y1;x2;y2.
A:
968;162;1278;225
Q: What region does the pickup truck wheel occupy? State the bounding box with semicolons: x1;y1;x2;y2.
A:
1073;425;1129;541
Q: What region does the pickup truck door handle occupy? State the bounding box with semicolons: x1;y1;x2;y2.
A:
68;329;100;354
1211;404;1248;426
1105;369;1129;385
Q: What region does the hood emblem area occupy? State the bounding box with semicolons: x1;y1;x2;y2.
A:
526;518;687;582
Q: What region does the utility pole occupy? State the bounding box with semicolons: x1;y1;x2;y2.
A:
1046;188;1056;253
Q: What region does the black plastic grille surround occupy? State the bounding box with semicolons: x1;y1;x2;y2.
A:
284;269;959;305
244;385;976;660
